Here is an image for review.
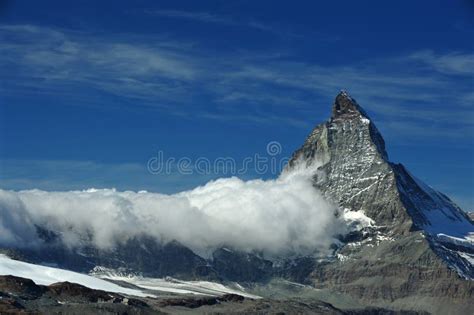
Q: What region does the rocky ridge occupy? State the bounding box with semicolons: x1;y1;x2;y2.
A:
287;91;473;313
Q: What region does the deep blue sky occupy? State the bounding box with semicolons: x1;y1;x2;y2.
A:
0;0;473;210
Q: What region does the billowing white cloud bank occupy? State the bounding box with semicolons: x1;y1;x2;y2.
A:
0;164;346;257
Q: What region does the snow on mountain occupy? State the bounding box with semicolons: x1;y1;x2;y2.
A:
0;254;259;299
393;165;474;279
341;208;375;231
93;272;260;299
0;254;151;297
89;265;259;298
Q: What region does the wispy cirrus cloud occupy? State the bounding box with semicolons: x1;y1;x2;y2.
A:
146;9;273;31
0;24;196;89
408;50;474;75
1;23;473;138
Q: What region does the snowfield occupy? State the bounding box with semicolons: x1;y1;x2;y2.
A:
0;254;151;297
96;274;260;299
0;254;259;299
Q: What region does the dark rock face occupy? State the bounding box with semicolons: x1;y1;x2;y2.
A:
92;238;213;279
8;235;216;280
0;275;46;300
212;248;273;282
332;91;369;120
274;256;317;284
0;275;152;314
157;293;244;309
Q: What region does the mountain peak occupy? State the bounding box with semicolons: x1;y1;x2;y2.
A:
332;90;367;119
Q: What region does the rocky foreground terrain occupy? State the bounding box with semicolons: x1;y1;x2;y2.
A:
0;92;472;314
1;274;431;314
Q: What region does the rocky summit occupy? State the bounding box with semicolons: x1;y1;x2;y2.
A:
288;91;474;313
1;92;473;314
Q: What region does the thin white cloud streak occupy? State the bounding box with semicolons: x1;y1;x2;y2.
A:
0;24;197;104
146;9;274;32
149;10;233;24
379;120;474;140
408;50;474;75
228;64;445;102
0;164;345;257
1;24;473;135
144;9;314;39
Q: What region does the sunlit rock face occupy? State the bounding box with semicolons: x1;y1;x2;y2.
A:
286;92;473;314
289;91;473;280
289;91;411;233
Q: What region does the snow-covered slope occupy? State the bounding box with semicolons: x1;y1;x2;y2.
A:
0;254;258;299
95;273;260;299
393;164;474;279
396;166;473;238
0;254;151;297
90;265;259;298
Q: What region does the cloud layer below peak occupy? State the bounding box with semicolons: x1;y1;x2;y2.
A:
0;164;345;257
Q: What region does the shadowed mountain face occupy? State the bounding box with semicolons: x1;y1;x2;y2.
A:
1;92;472;314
